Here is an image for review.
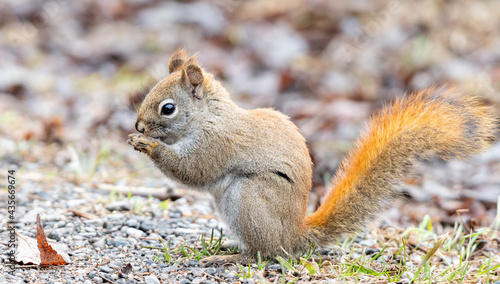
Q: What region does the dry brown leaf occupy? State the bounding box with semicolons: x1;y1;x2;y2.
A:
36;214;67;265
16;232;70;265
15;214;70;265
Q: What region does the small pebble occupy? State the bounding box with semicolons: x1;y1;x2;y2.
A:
192;269;203;277
98;266;113;273
93;237;106;249
106;201;132;211
144;274;161;284
67;199;87;208
107;213;125;221
141;220;157;232
49;228;70;241
192;278;203;284
267;264;281;271
114;237;131;247
126;219;139;228
126;227;146;238
84;218;104;227
204;268;216;275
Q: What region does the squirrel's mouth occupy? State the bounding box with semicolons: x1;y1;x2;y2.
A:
151;135;165;143
151;135;171;145
149;129;179;145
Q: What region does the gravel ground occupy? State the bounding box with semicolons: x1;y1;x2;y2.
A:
1;138;499;283
0;161;347;284
1;0;500;282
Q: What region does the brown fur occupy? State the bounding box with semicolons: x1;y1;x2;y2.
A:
128;50;497;263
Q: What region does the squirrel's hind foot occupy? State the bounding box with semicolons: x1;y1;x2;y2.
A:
220;239;240;251
201;254;252;266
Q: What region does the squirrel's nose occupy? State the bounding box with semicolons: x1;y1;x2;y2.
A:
135;121;145;134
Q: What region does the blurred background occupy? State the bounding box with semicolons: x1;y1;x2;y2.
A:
1;0;499;226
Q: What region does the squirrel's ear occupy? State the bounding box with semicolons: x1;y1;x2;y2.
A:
181;56;204;99
168;48;188;73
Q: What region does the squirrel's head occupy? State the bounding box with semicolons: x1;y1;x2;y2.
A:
135;49;209;144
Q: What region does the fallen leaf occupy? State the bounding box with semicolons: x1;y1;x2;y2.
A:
120;263;133;277
16;233;41;265
36;214;67;266
15;214;71;265
15;232;70;265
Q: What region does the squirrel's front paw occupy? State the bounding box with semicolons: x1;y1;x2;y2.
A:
127;133;159;156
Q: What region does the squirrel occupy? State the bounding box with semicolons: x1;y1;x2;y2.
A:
128;49;497;264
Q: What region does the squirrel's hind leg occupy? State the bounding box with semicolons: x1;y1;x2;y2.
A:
235;174;307;258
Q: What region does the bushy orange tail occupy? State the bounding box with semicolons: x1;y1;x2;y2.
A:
305;89;497;246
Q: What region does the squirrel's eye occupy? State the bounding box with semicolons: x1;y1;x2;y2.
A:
161;104;175;116
158;99;178;118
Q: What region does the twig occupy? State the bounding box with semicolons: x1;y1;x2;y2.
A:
95;183;183;201
136;236;163;240
201;271;225;282
14;265;39;268
456;209;471;231
97;271;117;284
67;209;98;220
